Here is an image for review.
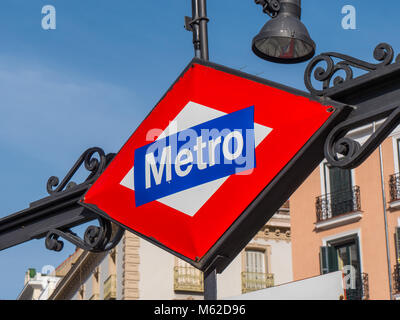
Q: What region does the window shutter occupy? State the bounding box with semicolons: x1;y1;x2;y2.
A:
245;250;266;273
320;246;339;274
396;227;400;263
329;167;352;193
328;167;353;216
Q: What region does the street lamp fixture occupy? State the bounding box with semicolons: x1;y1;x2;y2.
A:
252;0;316;64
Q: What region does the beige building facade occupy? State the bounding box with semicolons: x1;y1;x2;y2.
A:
291;124;400;300
46;206;292;300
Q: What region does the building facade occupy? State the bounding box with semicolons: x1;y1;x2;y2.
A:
46;205;292;300
18;268;61;300
291;123;400;300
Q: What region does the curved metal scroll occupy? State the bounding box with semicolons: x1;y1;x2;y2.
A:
305;43;395;96
46;147;108;195
45;217;125;253
304;42;400;168
254;0;281;18
324;106;400;169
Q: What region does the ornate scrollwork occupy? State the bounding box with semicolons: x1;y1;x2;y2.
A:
324;106;400;169
45;217;125;253
305;43;395;96
46;147;108;195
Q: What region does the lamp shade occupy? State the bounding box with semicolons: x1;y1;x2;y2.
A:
252;1;316;64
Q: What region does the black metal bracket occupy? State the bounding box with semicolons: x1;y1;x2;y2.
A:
305;43;397;96
323;105;400;169
305;43;400;169
45;215;124;253
46;147;108;195
184;15;209;32
254;0;281;18
0;147;125;253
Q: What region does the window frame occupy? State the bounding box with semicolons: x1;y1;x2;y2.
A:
320;160;356;196
241;244;271;275
392;135;400;174
321;229;364;275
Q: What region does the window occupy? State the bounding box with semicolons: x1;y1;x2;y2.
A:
323;164;352;193
320;236;368;300
394;228;400;294
335;240;361;286
103;274;116;300
396;227;400;263
396;138;400;171
316;163;361;225
389;135;400;175
388;138;400;204
245;250;266;275
320;237;361;274
324;164;354;216
242;248;273;293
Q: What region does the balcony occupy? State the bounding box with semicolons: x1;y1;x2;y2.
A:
241;272;274;293
345;272;369;300
389;173;400;208
315;186;362;230
103;274;117;300
174;266;204;293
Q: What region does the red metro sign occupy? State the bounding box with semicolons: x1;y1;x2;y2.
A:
80;59;347;273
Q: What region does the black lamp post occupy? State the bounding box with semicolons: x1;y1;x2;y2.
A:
252;0;316;63
185;0;210;61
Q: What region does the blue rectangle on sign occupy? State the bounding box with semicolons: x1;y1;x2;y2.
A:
134;106;255;207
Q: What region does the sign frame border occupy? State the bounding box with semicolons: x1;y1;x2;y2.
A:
79;58;351;274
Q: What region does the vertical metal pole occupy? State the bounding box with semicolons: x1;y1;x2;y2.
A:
191;0;201;58
204;268;217;300
198;0;209;61
376;122;394;299
192;0;213;299
187;0;209;61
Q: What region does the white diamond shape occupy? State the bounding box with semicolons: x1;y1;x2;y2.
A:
120;101;273;217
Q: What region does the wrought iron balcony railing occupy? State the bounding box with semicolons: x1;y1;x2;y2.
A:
345;272;369;300
316;186;361;222
393;264;400;294
103;274;117;300
174;266;204;293
389;173;400;202
241;272;274;293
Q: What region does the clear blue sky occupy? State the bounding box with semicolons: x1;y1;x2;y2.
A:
0;0;399;299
